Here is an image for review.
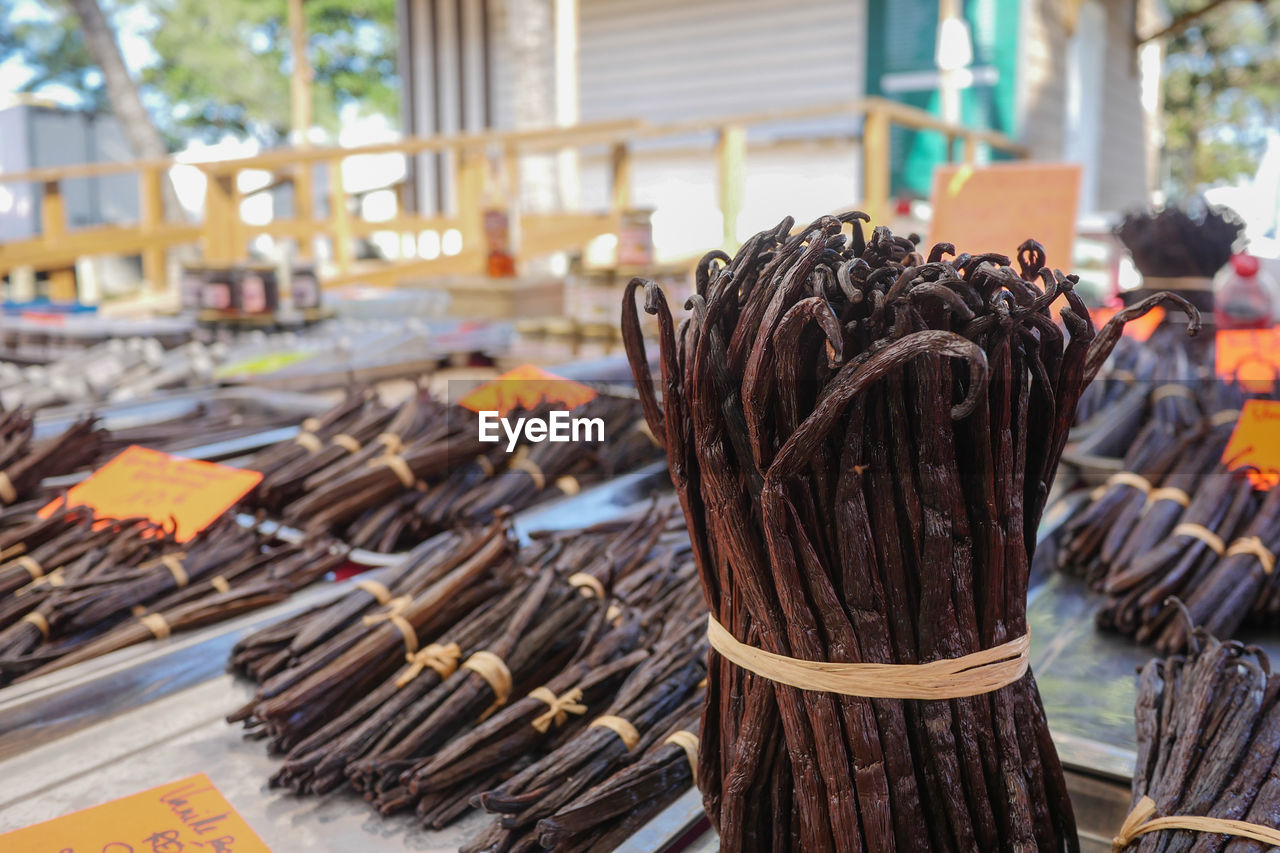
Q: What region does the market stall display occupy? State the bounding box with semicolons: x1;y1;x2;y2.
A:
228;505;706;850
622;213;1195;851
243;388;663;551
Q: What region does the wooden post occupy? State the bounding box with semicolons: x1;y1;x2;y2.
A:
861;107;891;226
40;180;76;301
139;165;166;291
716;124;746;250
287;0;312;145
294;163;314;259
609;142;632;212
455;146;486;263
203;171;236;264
328;158;354;273
963;134;979;164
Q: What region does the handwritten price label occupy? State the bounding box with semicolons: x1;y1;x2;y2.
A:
459;364;598;417
1216;328;1280;394
0;773;271;853
40;446;262;541
1223;399;1280;490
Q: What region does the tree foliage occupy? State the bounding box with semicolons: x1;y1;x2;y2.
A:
0;0;399;148
1162;0;1280;193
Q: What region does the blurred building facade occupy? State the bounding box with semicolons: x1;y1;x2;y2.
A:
396;0;1165;260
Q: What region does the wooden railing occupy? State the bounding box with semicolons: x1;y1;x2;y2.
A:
0;97;1027;300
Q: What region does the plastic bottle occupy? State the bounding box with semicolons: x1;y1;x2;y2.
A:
1214;254;1277;329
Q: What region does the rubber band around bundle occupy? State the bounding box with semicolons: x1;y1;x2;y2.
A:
1146;487;1190;508
464;650;513;716
0;471;17;505
1151;384;1196;403
1172;523;1225;555
707;615;1029;700
1211;409;1242;426
331;433;361;454
509;455;546;490
396;642;461;688
1113;795;1280;851
371;454;416;489
294;431;323;453
529;686;587;732
356;578;393;605
590;715;640;751
1226;536;1276;575
22;611;49;638
140;613;171;640
568;573;605;599
664;731;699;783
362;596;419;654
210;575;231;593
1107;472;1153;494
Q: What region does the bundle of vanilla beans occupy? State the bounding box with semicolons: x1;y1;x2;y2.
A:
244;389;661;551
1117;619;1280;852
0;508;348;685
623;214;1196;851
0;410;104;501
229;507;707;850
1115;201;1245;279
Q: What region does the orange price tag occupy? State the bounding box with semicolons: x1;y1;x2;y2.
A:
40;446;262;541
459;364;598;417
0;772;271;852
1223;399;1280;490
1216;329;1280;394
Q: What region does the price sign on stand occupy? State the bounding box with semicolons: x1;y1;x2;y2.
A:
459;364;598;417
1216;329;1280;395
0;773;272;852
1223;400;1280;490
40;446;262;541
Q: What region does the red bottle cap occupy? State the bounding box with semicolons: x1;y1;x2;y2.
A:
1231;254;1260;277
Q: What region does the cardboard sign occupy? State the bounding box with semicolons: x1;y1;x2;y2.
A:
1216;328;1280;395
0;773;271;853
41;446;262;541
459;364;598;417
1089;305;1164;341
929;162;1082;271
1223;399;1280;490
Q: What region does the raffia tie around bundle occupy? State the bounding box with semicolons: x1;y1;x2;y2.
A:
0;542;27;562
294;431;323;453
664;730;699;783
22;611;49;639
528;686;587;732
362;596;419;654
396;642;461;688
464;650;513;718
356;578;393;606
1151;384;1196;404
370;454;417;489
508;448;546;491
1113;796;1280;851
1091;472;1153;502
707;615;1030;700
590;715;640;751
11;555;45;582
1226;536;1276;576
568;573;605;599
1146;487;1191;509
160;554;188;588
140;613;171;640
1173;523;1225;556
1211;409;1242;427
17;567;65;597
0;471;17;505
556;476;581;495
210;575;231;594
331;433;361;454
376;432;404;455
